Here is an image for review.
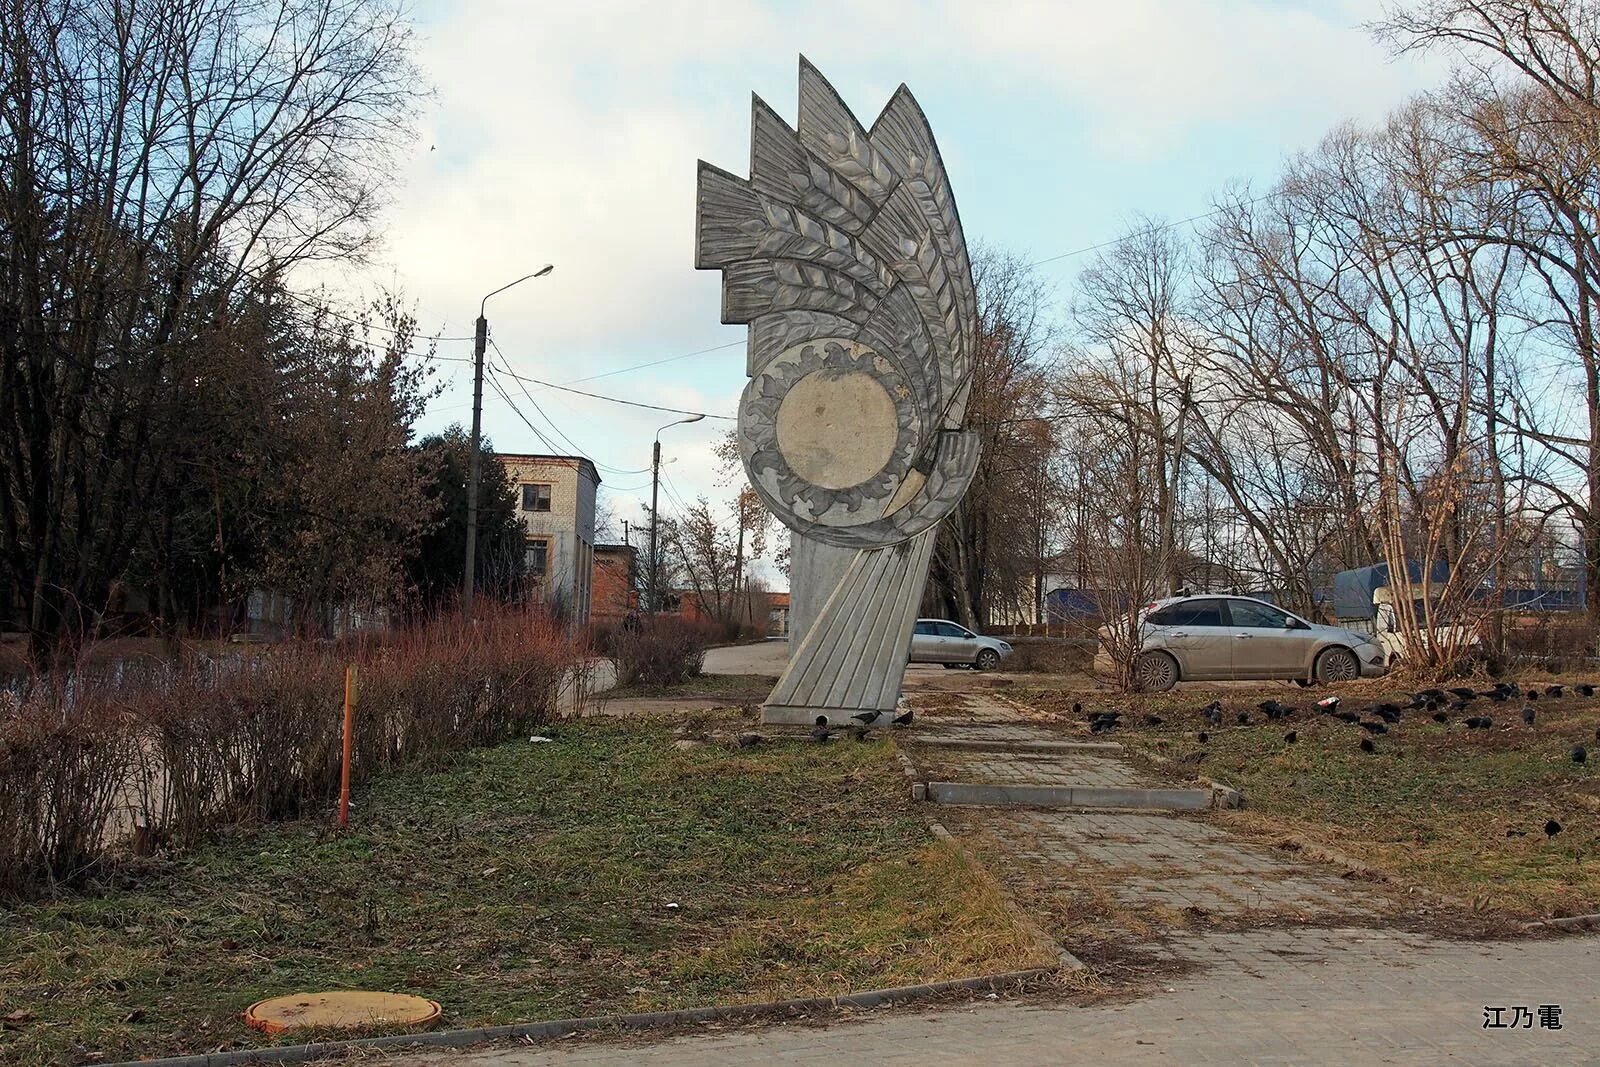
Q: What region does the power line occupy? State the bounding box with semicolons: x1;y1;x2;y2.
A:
487;341;652;476
492;363;735;421
1027;192;1276;268
564;339;746;384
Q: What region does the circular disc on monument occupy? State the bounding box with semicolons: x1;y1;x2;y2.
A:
243;991;442;1035
739;337;923;533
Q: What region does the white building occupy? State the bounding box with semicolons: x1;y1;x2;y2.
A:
497;454;599;624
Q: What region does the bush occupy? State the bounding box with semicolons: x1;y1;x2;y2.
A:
0;606;583;899
611;617;713;688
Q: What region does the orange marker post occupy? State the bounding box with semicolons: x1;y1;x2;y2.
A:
338;665;357;829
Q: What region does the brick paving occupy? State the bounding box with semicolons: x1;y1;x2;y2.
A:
955;808;1365;916
395;929;1600;1065
917;750;1148;788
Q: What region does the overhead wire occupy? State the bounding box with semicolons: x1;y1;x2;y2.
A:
487;339;652;475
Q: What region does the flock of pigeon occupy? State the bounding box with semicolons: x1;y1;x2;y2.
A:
1072;681;1596;841
737;708;913;749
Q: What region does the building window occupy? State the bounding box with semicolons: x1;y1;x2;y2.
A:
526;538;549;576
522;483;552;512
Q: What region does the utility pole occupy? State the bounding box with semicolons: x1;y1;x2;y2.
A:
461;265;553;616
1159;375;1194;597
648;414;706;613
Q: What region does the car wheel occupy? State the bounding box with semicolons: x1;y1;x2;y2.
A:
975;648;1000;671
1134;651;1178;693
1315;647;1360;683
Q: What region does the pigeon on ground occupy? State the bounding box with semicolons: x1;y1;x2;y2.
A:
1176;751;1209;766
1449;686;1478;701
1359;738;1376;753
1143;714;1164;726
1373;704;1403;723
851;710;883;725
891;709;913;727
1358;721;1388;735
1432;711;1450;724
1580;684;1596;698
1073;701;1083;717
1237;712;1251;726
1545;819;1563;839
848;725;870;742
809;722;833;743
1523;705;1536;726
1548;685;1567;698
738;733;765;748
1483;689;1509;703
1197;731;1210;744
1528;690;1540;702
1464;716;1493;730
1284;730;1298;744
1594;725;1600;742
1335;710;1361;724
1258;700;1288;719
1572;745;1588;765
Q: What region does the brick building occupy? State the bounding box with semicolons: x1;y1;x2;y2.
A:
591;543;638;626
496;454;599;624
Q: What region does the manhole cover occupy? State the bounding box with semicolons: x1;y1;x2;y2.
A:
243;991;442;1034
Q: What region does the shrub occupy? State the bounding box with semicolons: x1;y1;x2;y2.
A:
611;617;712;688
0;606;584;899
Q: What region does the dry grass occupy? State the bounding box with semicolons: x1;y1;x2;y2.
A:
0;717;1045;1065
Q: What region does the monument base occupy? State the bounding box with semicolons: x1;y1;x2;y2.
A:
761;702;902;726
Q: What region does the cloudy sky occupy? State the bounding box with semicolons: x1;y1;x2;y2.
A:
330;0;1446;578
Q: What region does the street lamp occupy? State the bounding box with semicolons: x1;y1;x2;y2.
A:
648;413;706;614
463;264;554;616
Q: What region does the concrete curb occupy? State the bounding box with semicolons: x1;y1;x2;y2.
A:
1525;912;1600;932
926;781;1214;810
104;969;1054;1067
902;738;1125;754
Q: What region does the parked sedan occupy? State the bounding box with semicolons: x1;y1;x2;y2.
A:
1093;595;1387;692
909;619;1013;670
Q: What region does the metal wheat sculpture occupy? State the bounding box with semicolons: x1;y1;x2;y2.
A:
696;58;980;723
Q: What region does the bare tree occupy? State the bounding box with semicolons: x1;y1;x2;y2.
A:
0;0;421;661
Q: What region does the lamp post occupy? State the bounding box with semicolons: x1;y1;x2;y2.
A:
463;264;553;616
648;413;705;613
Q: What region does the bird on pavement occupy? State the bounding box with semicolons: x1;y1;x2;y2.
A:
1359;738;1375;754
851;710;883;726
1572;745;1588;765
891;709;914;727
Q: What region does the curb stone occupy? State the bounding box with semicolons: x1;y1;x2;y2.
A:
103;969;1054;1067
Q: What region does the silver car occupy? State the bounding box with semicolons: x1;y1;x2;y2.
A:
1094;595;1386;692
910;619;1013;670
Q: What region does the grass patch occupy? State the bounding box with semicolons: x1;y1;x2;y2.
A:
0;719;1041;1065
603;672;777;703
1009;678;1600;919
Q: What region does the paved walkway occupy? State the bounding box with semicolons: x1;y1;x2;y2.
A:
398;929;1600;1065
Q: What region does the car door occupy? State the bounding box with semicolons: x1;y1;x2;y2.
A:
909;620;940;663
1147;598;1233;680
936;621;979;663
1226;598;1317;677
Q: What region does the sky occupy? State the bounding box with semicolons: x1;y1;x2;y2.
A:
319;0;1449;584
